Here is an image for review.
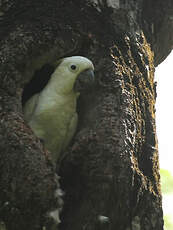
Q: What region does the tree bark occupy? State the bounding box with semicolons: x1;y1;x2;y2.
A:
0;0;172;229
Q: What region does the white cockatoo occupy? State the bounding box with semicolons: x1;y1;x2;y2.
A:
23;56;94;163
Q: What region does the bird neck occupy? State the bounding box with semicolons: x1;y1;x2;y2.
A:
41;76;79;103
47;68;77;95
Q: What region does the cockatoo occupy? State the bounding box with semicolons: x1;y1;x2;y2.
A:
23;56;94;163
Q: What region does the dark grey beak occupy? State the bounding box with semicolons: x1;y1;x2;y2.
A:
74;69;95;92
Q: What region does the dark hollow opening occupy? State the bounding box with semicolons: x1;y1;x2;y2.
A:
22;64;55;106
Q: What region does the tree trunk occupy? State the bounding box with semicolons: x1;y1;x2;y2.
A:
0;0;172;229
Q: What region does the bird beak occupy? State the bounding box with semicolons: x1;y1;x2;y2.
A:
74;69;95;92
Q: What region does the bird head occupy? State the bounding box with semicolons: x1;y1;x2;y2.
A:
51;56;95;95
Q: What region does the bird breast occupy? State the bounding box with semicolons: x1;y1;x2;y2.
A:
28;92;78;162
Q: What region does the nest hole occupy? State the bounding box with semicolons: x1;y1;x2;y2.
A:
22;64;55;106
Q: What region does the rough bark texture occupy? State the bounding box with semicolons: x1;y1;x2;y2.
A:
0;0;172;230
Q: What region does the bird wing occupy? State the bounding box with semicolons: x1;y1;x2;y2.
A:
23;93;39;122
63;112;78;151
56;112;78;164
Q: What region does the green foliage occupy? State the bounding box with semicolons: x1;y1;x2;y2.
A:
164;215;173;230
160;169;173;194
160;169;173;230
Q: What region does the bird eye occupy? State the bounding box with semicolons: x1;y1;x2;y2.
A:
70;65;77;70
